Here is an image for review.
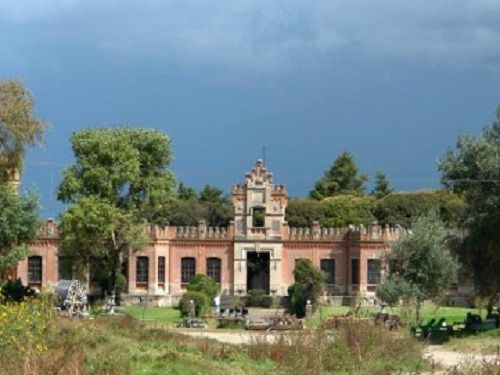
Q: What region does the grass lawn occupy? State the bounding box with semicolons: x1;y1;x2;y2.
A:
307;304;485;328
124;306;182;325
442;328;500;354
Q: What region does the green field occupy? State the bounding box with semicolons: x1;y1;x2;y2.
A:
124;306;182;325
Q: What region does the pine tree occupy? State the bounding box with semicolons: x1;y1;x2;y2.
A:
371;170;393;199
309;151;368;200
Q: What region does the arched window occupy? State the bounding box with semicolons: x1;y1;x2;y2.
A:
136;256;149;284
206;257;221;283
28;256;42;284
181;257;196;284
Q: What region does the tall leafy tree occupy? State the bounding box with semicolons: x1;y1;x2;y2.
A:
309;151;368;200
439;106;500;313
177;182;198;201
371;170;393;199
376;212;458;323
58;127;175;292
199;185;232;227
0;186;41;276
0;80;46;183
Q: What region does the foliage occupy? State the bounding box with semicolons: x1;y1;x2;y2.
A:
375;276;413;307
247;320;425;374
321;194;376;227
58;127;175;292
376;212;459;323
309;151;368;199
165;183;233;227
371;170;393;199
245;289;273;308
186;274;219;301
114;274;127;306
0;307;432;374
0;297;54;366
288;260;325;318
177;182;198;201
0;278;36;303
164;198;206;226
439;106;500;312
199;184;233;227
373;190;464;227
179;291;211;318
0;186;42;275
0;80;46;183
285;198;324;227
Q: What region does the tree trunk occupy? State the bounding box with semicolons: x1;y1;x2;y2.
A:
415;300;422;325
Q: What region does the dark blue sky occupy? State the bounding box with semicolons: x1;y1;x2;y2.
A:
1;1;499;218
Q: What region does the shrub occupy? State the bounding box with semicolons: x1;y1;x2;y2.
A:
0;278;37;303
245;289;272;308
179;291;211;318
186;274;218;301
288;260;324;318
114;274;127;306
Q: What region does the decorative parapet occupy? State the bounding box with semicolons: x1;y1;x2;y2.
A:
286;221;407;241
39;219;59;238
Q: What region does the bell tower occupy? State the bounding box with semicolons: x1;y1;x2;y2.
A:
232;159;288;296
232;159;287;240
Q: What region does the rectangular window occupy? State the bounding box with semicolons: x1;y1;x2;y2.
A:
28;256;42;283
320;259;335;285
252;207;266;227
206;257;221;283
136;256;149;284
181;257;196;284
367;259;381;285
351;259;359;285
58;256;72;280
158;256;165;284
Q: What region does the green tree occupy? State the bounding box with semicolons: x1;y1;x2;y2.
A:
0;186;42;275
179;291;211;318
0;80;46;183
285;198;325;227
439;107;500;313
186;274;219;300
177;182;198;201
199;185;232;227
376;212;458;323
320;195;375;227
58;127;175;292
309;151;368;200
371;170;393;199
288;260;325;317
165;199;206;226
373;190;464;228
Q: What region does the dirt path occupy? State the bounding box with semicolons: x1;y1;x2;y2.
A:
178;329;280;344
424;345;498;368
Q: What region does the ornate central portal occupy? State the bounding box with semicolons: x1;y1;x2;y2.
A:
246;251;270;293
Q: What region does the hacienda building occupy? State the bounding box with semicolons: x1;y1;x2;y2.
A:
13;160;472;305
